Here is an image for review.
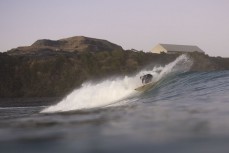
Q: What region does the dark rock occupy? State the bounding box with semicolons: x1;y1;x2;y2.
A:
7;36;123;56
0;50;178;98
188;52;229;71
1;36;229;99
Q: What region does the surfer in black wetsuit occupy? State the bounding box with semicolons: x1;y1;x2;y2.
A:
140;74;153;84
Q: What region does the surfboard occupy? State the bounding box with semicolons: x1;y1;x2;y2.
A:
134;82;156;92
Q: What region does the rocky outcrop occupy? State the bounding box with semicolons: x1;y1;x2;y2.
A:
0;50;178;98
1;36;229;98
7;36;123;56
188;52;229;71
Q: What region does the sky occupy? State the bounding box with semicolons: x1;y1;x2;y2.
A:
1;0;229;57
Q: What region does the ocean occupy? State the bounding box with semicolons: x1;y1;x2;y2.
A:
0;54;229;153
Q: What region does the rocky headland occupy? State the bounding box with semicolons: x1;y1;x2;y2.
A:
1;36;229;99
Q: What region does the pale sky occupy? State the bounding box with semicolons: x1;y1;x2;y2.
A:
1;0;229;57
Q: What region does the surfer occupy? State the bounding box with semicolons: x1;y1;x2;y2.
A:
140;74;153;84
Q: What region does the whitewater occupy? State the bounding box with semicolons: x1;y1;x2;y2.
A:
42;54;193;113
2;54;229;153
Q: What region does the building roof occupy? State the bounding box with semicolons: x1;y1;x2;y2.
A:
159;44;204;53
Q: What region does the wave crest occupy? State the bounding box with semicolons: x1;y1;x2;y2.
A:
41;54;193;113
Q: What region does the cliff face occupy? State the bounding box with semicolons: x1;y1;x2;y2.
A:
7;36;123;55
188;52;229;71
0;51;178;98
1;36;229;98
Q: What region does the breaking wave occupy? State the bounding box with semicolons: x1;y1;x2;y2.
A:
41;54;193;113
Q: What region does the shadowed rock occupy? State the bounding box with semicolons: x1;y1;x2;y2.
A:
7;36;123;55
1;36;229;99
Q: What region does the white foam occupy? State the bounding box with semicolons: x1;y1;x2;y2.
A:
41;54;193;113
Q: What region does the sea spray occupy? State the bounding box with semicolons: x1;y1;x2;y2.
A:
41;54;193;113
41;76;140;113
137;54;193;83
155;54;193;81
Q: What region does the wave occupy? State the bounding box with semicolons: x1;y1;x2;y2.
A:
41;54;193;113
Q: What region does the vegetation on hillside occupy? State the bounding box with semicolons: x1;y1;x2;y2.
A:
1;35;229;98
0;50;178;97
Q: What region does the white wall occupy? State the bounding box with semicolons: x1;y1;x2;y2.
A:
151;44;167;54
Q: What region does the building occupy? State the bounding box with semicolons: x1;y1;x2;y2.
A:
151;44;205;54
